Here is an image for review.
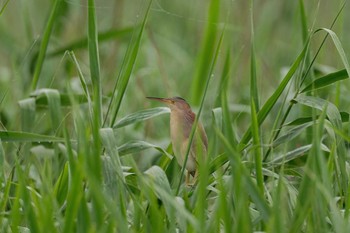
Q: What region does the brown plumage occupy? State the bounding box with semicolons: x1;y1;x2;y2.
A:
147;96;208;185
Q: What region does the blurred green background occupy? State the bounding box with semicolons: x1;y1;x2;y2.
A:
1;0;349;116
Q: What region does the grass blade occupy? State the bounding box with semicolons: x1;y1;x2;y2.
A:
239;41;309;149
106;0;153;127
250;99;263;193
31;89;62;134
315;28;350;76
88;0;102;127
0;130;64;142
214;126;271;222
31;0;64;90
114;107;170;129
301;69;348;93
117;140;173;158
250;0;259;110
191;0;221;104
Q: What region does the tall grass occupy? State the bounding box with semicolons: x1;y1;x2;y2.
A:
0;0;350;232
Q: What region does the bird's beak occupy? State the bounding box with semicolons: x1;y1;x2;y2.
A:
146;97;172;104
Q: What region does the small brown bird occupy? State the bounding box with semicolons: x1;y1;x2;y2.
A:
147;97;208;185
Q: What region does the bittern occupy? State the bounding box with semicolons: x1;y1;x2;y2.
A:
147;97;208;185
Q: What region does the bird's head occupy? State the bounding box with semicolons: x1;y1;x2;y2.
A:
146;96;192;112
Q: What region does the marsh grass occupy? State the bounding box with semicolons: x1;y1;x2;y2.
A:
0;0;350;232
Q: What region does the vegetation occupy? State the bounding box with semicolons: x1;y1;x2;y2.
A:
1;0;350;232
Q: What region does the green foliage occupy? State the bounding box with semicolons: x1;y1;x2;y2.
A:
1;0;350;232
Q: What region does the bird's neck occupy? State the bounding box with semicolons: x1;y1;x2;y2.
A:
170;109;195;140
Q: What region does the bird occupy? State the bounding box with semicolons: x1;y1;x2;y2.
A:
147;96;208;185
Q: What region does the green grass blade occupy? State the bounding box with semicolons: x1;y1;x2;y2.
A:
250;99;263;193
298;2;346;87
32;92;89;106
67;50;94;123
214;126;271;222
299;0;308;42
0;0;10;15
250;0;259;110
53;162;69;207
0;140;3;177
0;130;64;142
267;144;312;166
31;89;62;134
294;95;342;128
272;122;313;147
315;28;350;76
288;104;329;233
62;165;84;233
106;0;153;127
219;51;237;146
117;140;173;158
191;0;221;104
18;98;36;132
301;69;348;93
100;128;128;230
143;166;200;231
100;128;124;182
67;51;92;106
294;95;348;198
114;107;170;129
31;0;63;90
239;41;309;149
88;0;102;127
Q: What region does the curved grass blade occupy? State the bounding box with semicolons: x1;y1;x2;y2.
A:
273;122;313;147
67;51;92;107
315;28;350;76
31;89;62;134
106;0;153;127
100;128;127;228
301;69;348;93
267;143;330;167
117;140;173;159
293;95;342;128
32;92;88;106
0;130;64;142
143;166;199;231
100;128;124;180
214;126;271;222
294;94;348;201
285;112;349;126
31;0;64;90
239;41;309;149
114;107;170;129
